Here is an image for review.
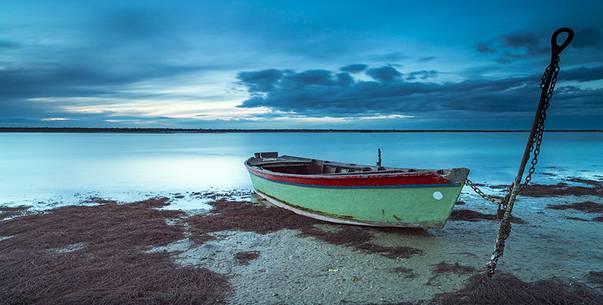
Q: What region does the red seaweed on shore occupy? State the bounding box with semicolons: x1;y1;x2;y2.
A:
374;272;603;305
2;196;601;305
0;198;231;305
566;177;603;187
302;224;423;259
389;266;419;279
431;261;477;275
547;201;603;213
426;261;477;286
491;182;603;197
0;205;31;218
588;271;603;287
186;199;318;243
234;251;260;265
432;272;603;305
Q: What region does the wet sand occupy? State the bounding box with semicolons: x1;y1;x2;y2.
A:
1;179;603;304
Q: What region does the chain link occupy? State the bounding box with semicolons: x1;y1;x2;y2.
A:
465;179;503;205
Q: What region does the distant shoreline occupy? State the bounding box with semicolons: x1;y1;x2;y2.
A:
0;127;602;133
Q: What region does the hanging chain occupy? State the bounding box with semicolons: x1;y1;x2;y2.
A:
519;56;560;192
466;56;560;211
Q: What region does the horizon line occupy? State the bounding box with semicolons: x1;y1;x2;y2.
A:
1;127;602;133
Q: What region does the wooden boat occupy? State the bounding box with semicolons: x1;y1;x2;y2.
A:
245;152;469;228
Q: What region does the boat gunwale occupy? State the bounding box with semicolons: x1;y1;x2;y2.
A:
245;156;468;187
245;159;443;180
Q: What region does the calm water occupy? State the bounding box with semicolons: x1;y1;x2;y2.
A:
0;132;602;203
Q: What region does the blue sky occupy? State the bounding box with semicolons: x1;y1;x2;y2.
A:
0;0;602;129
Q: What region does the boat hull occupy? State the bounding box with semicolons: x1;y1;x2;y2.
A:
249;173;464;228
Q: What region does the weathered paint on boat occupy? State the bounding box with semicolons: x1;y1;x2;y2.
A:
245;153;469;228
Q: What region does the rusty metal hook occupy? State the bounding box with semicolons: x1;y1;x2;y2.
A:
551;27;574;54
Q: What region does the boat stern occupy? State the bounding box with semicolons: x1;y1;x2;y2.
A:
443;167;470;185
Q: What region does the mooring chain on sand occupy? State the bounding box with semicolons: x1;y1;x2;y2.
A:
485;27;574;276
465;179;507;206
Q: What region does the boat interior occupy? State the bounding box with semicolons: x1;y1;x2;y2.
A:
248;152;432;176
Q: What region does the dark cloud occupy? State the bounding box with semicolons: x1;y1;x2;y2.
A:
502;32;547;55
290;69;337;85
562;66;603;82
476;43;495;53
340;64;368;73
238;69;285;92
406;70;438;81
365;66;402;82
418;56;436;62
573;28;602;48
237;65;603;118
502;33;538;48
477;27;603;65
239;68;354;88
0;63;207;101
477;30;582;63
335;72;354;86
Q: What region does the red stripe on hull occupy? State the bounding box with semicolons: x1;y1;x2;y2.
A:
247;166;450;187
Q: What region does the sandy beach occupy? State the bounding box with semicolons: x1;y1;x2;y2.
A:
1;174;603;304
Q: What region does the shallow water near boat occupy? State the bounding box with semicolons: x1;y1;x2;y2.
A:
1;132;602;304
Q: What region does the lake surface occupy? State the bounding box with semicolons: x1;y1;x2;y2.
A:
0;132;602;204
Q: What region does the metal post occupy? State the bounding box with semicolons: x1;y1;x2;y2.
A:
486;28;574;276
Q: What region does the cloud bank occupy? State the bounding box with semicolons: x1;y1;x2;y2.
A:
238;65;603;120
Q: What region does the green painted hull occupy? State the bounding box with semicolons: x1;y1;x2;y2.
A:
250;174;464;228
